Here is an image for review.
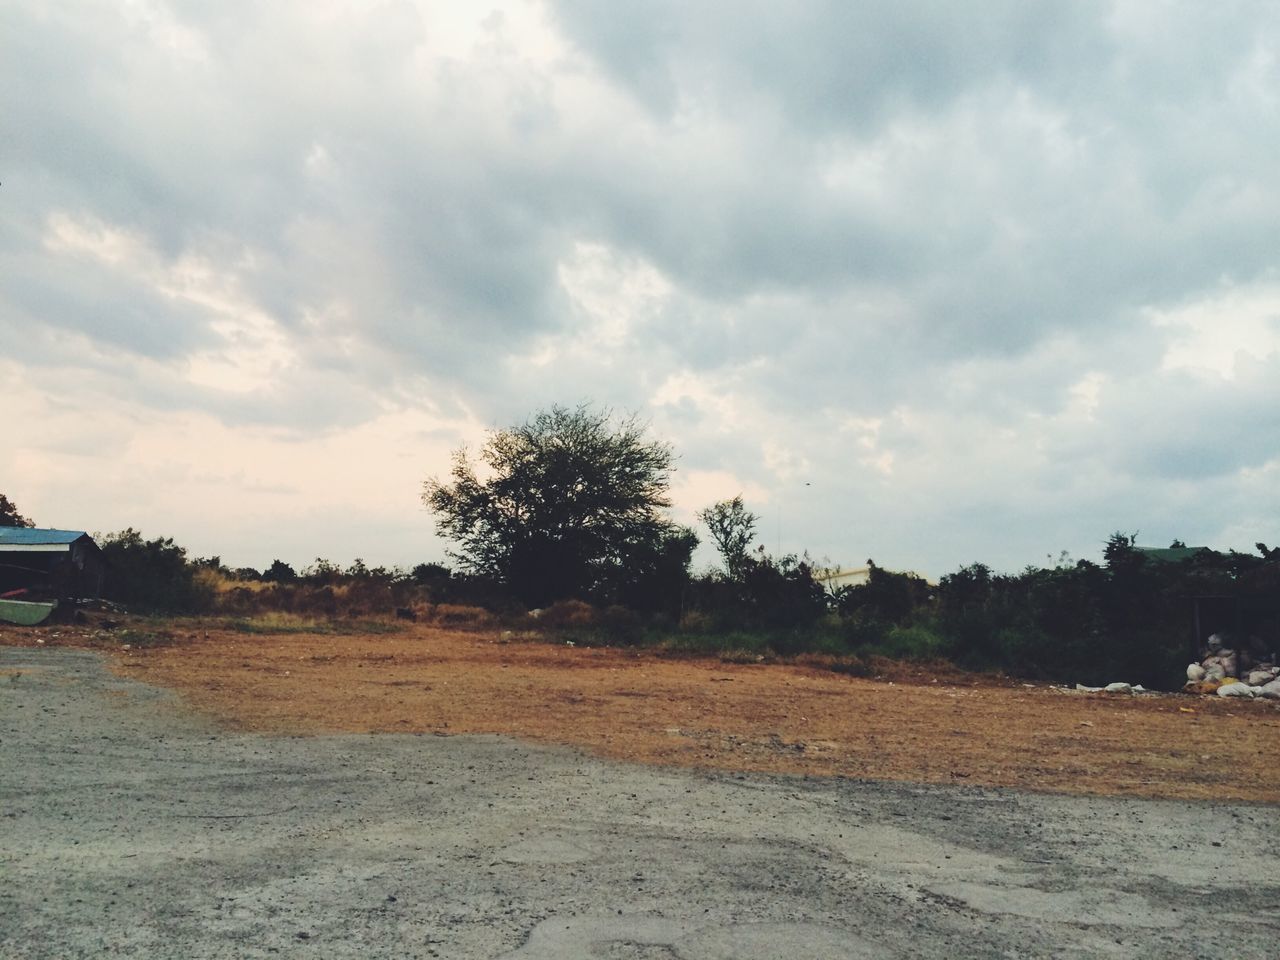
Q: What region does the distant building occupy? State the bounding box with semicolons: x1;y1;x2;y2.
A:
0;528;104;599
1134;545;1217;564
813;566;872;589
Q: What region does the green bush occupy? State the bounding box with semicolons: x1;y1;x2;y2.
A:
99;529;213;613
874;624;948;661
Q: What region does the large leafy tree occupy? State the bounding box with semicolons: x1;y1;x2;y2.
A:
423;405;695;606
0;494;34;528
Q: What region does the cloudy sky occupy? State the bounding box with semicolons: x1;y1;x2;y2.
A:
3;1;1278;578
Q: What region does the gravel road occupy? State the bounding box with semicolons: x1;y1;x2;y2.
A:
2;646;1277;958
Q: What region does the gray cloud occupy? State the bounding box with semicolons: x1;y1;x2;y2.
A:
548;1;1115;130
2;1;1278;573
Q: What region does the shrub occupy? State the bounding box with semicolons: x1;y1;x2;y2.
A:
600;604;644;645
875;624;948;661
425;604;495;628
678;610;714;633
536;599;598;629
99;529;213;613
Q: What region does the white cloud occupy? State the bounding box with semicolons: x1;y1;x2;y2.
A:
44;211;297;393
0;359;483;567
1150;282;1280;379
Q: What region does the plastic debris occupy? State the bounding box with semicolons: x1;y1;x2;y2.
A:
1217;682;1256;698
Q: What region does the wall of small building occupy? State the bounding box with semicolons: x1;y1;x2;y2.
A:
0;542;104;599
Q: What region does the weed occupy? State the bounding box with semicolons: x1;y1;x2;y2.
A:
718;649;769;665
825;656;872;677
116;627;179;648
221;613;401;636
223;613;328;634
426;604;495;628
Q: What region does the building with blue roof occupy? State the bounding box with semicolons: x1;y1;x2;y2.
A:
0;528;104;599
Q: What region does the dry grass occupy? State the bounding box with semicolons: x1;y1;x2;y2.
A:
87;621;1280;804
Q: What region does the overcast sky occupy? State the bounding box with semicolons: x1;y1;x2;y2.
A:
3;1;1279;578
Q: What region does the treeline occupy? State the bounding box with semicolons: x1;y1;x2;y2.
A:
91;526;1280;692
834;537;1279;689
11;401;1279;691
654;533;1278;691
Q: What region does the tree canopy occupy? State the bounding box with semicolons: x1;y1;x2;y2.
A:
423;404;696;607
0;494;34;528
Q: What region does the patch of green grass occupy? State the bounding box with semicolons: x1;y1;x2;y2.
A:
864;623;948;661
657;629;773;659
220;613;402;636
221;613;325;634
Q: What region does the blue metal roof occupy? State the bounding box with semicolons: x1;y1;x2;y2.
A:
0;528;91;546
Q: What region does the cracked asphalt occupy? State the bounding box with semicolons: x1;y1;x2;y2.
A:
2;647;1277;958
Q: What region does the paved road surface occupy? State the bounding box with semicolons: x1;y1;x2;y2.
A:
2;647;1276;958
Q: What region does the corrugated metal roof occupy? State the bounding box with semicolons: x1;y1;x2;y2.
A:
0;528;91;546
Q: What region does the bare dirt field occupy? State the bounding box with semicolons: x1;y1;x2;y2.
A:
29;619;1280;803
4;629;1279;958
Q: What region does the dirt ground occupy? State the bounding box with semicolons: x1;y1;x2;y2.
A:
8;644;1278;959
26;620;1274;804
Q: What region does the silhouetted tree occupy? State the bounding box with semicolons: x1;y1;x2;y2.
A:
0;494;34;528
262;559;298;583
99;528;208;611
423;404;695;607
697;496;757;580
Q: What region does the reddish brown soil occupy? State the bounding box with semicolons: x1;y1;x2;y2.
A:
13;623;1280;802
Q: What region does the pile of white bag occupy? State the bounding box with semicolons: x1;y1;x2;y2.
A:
1185;633;1280;699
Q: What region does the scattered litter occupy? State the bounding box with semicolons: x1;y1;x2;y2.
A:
1070;680;1154;697
1073;681;1151;695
